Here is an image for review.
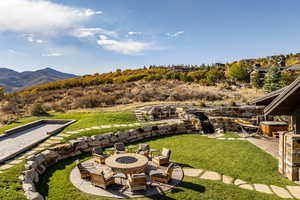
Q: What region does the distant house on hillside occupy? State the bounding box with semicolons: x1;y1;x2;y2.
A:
287;63;300;72
170;66;199;72
250;66;285;86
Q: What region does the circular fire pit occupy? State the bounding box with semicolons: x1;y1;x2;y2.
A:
105;153;148;174
116;156;138;164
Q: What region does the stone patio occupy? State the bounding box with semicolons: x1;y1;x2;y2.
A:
246;135;279;159
70;159;183;198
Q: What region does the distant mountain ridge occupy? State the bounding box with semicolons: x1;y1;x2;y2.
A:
0;67;77;91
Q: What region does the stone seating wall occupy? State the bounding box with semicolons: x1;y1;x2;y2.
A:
20;120;195;200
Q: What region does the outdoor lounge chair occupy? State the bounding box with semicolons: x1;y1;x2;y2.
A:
127;173;147;192
153;148;171;166
90;171;115;189
136;144;150;157
114;142;126;154
149;163;174;184
76;160;91;180
92;147;109;164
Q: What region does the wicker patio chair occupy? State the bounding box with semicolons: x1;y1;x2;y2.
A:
114;142;126;154
153;148;171;166
76;160;91;180
90;171;115;189
149;163;174;184
92;147;109;164
136;144;150;157
127;173;147;193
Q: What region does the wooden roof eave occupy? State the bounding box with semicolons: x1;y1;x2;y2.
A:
250;87;285;105
264;76;300;116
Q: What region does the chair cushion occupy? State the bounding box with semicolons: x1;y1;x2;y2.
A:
161;148;171;158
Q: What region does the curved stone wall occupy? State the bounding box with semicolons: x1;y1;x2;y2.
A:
20;120;195;200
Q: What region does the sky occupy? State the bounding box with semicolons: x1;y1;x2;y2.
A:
1;0;300;75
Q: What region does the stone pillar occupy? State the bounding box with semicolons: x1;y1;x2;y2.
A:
292;107;300;134
279;132;300;181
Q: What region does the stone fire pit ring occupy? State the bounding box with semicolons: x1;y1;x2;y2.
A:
105;153;149;174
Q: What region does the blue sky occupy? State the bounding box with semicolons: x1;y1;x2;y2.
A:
1;0;300;75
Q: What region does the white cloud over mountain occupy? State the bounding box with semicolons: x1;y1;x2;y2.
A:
0;0;102;34
97;35;152;55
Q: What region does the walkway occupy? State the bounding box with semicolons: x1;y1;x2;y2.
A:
183;168;300;199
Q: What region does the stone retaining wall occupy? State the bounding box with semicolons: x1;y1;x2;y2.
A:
136;105;264;132
20;120;195;200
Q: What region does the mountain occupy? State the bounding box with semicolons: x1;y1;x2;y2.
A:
0;67;77;91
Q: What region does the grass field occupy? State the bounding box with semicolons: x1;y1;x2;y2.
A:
0;111;137;134
36;134;295;200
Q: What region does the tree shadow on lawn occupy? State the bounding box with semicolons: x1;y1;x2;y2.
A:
149;181;206;200
37;153;90;197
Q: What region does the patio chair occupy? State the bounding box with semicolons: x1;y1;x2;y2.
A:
114;142;126;154
127;173;147;193
153;148;171;166
90;171;115;189
149;163;174;184
76;160;91;180
136;144;150;157
92;147;109;164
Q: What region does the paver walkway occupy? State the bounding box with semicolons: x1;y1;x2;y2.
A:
183;168;300;199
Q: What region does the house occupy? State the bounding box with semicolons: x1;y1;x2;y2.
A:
287;63;300;72
253;76;300;181
250;66;285;86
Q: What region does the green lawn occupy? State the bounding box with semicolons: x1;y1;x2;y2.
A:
0;163;26;200
36;134;295;200
222;131;240;138
0;111;137;134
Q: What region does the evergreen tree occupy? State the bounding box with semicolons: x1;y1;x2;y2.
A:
251;71;262;88
263;66;282;92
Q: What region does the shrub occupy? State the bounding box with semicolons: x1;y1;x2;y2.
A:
228;100;237;107
227;63;250;82
30;103;48;116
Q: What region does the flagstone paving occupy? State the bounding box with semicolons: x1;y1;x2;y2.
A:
200;171;221;181
222;175;234;184
271;185;293;199
287;186;300;199
183;167;298;199
234;179;247;185
239;184;254;190
254;184;273;194
182;168;203;177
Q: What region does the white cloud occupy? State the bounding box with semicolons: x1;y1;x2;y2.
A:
72;28;118;38
166;31;184;37
97;35;152;55
25;34;45;44
43;52;62;57
0;0;102;34
79;9;103;17
128;32;142;35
